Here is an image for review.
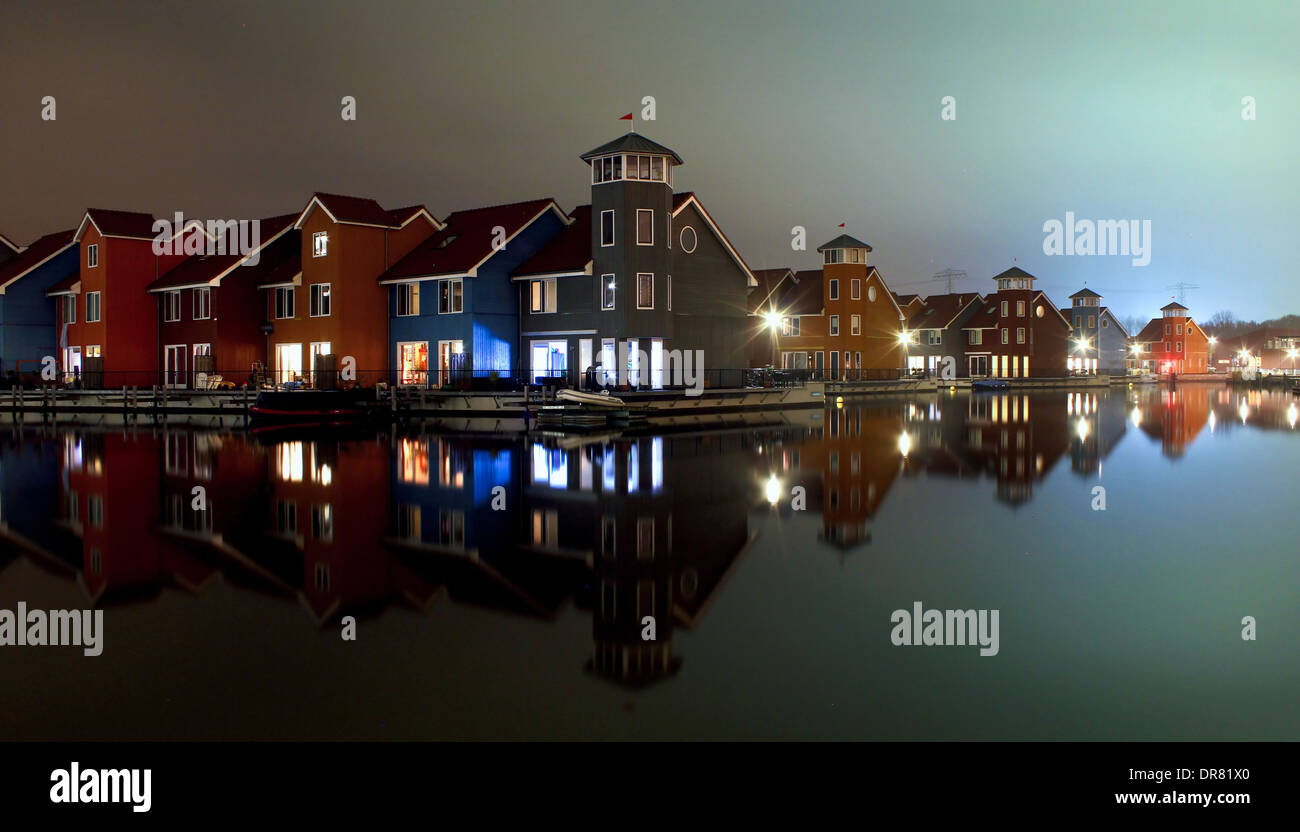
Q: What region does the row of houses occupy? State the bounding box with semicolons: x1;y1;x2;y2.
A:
0;129;1253;390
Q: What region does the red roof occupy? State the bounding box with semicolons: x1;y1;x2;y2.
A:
386;205;432;227
45;273;82;297
1135;318;1166;342
962;299;1000;329
512;205;592;278
303;193;402;228
147;214;298;291
907;293;981;330
0;229;77;290
380;198;565;282
81;208;157;240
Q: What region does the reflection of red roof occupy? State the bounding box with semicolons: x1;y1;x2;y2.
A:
380;199;565;282
147;215;299;291
0;229;76;290
79;208;157;240
513;205;592;278
907;293;981;330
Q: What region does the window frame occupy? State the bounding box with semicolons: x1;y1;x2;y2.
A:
636;273;654;310
309;283;332;317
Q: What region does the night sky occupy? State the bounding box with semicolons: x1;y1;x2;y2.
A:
2;0;1296;321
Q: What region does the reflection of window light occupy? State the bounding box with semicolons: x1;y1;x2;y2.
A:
64;436;83;471
315;463;333;486
277;442;304;482
602;445;616;492
530;443;568;489
627;444;640;492
399;438;430;484
651;437;663;492
580;449;593;491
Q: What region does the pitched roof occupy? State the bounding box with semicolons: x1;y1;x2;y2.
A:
671;192;755;284
380;198;567;282
817;233;872;252
893;292;922;306
1135;318;1165;342
781;270;826;315
77;208;157;241
1069;287;1101;298
580;132;683;164
962;299;1000;329
748;268;794;315
0;229;77;293
906;292;982;330
0;233;20;253
386;205;434;227
45;273;82;297
1161;301;1188;311
295;193;441;231
511;204;592;278
992;266;1035;281
147;214;298;291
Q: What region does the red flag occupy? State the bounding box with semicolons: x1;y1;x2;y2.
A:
619;113;633;121
838;223;845;228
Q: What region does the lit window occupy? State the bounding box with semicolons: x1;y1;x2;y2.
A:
312;232;328;258
601;274;616;310
851;314;861;335
438;278;463;314
530;278;557;313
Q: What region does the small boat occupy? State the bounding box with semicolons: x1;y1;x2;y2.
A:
972;379;1010;390
249;388;376;422
556;389;627;408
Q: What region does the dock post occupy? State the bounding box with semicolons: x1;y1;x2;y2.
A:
391;386;398;418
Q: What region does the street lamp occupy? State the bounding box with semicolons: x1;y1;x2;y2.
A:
1288;347;1298;377
897;329;914;378
1074;336;1092;375
763;310;781;369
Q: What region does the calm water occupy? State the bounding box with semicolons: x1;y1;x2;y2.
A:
2;384;1298;740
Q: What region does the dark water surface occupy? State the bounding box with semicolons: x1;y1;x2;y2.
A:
2;385;1297;740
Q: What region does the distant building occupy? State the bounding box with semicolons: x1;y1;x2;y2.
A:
1062;288;1130;374
960;267;1070;378
1133;302;1209;374
1225;327;1300;375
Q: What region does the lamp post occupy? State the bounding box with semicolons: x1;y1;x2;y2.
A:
1207;335;1217;372
1288;347;1298;377
763;310;781;370
897;329;914;379
1074;336;1092;375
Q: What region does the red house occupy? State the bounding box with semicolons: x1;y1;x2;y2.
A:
47;209;191;388
146;214;299;388
960;267;1070;378
263;194;440;387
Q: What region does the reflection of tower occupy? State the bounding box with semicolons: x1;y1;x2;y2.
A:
815;400;905;550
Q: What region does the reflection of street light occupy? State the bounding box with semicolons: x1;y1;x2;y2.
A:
1076;417;1089;441
897;431;911;458
765;474;782;506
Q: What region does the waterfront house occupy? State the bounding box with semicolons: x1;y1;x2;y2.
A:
959;267;1070;378
513;133;755;390
817;234;906;379
379;198;570;387
902;292;984;376
1132;302;1209;374
1224;327;1300;375
264;193;440;387
147;214;299;388
1062;288;1130;374
746;267;828;374
0;229;79;379
47;209;192;388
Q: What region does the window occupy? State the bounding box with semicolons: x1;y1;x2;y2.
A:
193;287;211;320
1175;324;1182;334
601;274;616;310
1103;318;1109;328
530;278;557;313
636;209;653;245
830;315;840;336
851;314;861;335
438;278;463;314
311;504;334;541
1001;301;1009;317
1001;328;1009;344
1088;315;1096;328
397;283;419;316
636;273;653;309
86;291;101;323
1176;342;1183;352
1017;301;1025;316
679;226;697;253
851;279;861;300
969;330;982;345
1165;324;1171;334
600;210;615;246
310;283;331;317
667;275;672;310
273;286;294;318
87;244;98;268
86;345;101;358
163;291;181;322
312;232;328;258
927;330;942;346
829;279;839;300
63;296;76;324
1016;327;1025;344
824;249;844;265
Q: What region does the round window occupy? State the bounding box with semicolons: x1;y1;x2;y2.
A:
679;226;697;253
1035;305;1044;318
867;285;877;302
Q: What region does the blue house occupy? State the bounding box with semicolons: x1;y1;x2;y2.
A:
1063;288;1130;374
0;229;79;380
379;199;569;387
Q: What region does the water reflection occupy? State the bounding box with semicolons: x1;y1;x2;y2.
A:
1;384;1297;700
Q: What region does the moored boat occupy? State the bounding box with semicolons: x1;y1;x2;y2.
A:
556;389;627;407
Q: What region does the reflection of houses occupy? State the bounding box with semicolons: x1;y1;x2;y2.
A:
1133;302;1209;375
1136;386;1213;457
1062;288;1130;374
1066;390;1128;475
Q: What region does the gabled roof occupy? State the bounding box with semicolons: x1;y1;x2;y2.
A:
580;132;683;165
379;198;569;283
511;205;592;279
747;268;795;315
0;229;77;294
906;293;982;330
962;299;999;329
671;192;755;285
893;292;923;307
147;214;298;292
295;193;444;231
1135;318;1165;342
1161;301;1188;311
992;266;1035;281
75;208;157;242
1069;287;1102;298
0;233;21;254
816;234;872;252
45;273;82;297
1033;290;1072;329
1100;307;1130;336
783;270;826;315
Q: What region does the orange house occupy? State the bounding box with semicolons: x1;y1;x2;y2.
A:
263;194;440;387
48;210;190;388
1133;302;1209;374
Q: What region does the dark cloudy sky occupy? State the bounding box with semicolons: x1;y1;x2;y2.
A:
2;0;1296;321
